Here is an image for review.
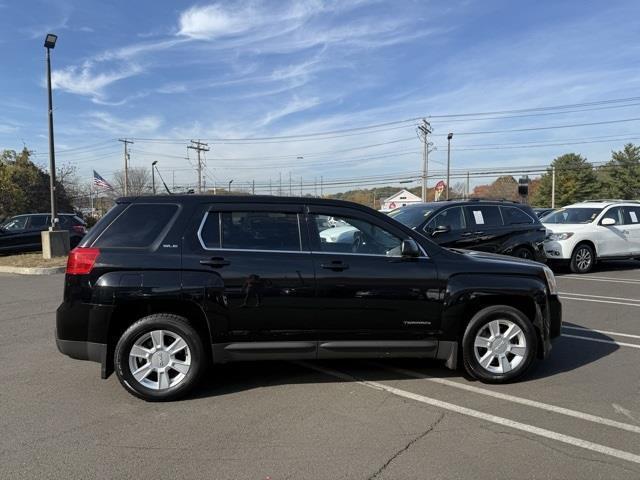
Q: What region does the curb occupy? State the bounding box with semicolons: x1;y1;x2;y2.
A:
0;265;65;275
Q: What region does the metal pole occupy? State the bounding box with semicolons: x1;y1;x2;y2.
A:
421;131;427;201
289;171;292;196
252;180;255;195
46;47;58;229
466;171;470;199
551;166;556;208
446;133;453;200
151;164;156;195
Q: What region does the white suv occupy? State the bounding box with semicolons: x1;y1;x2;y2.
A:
542;200;640;273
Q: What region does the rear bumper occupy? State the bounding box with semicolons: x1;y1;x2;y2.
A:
55;335;110;378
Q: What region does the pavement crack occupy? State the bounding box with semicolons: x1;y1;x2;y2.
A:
367;412;445;480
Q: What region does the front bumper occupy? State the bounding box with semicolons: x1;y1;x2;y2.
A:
543;240;573;260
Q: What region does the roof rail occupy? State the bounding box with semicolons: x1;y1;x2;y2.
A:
580;199;640;204
461;197;520;204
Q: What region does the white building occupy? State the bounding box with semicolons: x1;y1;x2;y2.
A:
380;189;423;212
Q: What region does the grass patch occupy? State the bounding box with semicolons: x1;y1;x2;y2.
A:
0;252;67;268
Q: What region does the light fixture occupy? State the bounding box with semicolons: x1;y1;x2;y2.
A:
44;34;58;49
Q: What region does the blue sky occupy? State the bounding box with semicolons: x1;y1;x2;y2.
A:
1;0;640;193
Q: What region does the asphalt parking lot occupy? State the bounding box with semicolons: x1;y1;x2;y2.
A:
1;262;640;479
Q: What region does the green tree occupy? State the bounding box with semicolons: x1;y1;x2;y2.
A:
599;143;640;199
0;147;73;218
531;153;599;207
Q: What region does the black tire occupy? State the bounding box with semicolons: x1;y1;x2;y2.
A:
512;246;534;260
114;314;205;401
462;305;537;384
570;243;595;274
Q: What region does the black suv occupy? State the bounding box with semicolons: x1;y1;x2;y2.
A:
0;213;87;254
389;200;546;262
56;195;561;401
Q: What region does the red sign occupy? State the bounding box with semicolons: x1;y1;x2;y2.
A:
435;180;446;191
388;201;396;209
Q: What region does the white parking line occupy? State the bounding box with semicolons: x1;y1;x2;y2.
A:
371;363;640;434
559;275;640;285
300;362;640;466
560;296;640;308
563;325;640;340
559;291;640;303
562;334;640;349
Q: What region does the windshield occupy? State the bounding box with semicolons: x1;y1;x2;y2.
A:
542;208;603;224
388;207;435;229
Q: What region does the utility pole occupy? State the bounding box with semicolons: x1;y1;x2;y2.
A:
187;140;210;194
252;180;255;195
446;133;453;200
417;119;432;202
320;176;324;197
118;138;133;196
269;178;272;195
551;166;556;208
466;171;470;199
300;177;303;196
289;171;292;196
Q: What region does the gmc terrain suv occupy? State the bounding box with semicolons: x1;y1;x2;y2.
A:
56;195;562;401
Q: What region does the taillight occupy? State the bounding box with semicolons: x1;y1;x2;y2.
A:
66;248;100;275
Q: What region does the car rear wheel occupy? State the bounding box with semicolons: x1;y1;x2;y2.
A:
570;244;595;274
114;314;205;401
462;305;537;383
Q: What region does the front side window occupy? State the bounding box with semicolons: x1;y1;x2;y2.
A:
601;207;625;225
313;214;402;256
623;206;640;224
501;206;534;225
425;207;466;232
2;216;27;231
221;211;300;251
465;206;503;227
95;204;178;248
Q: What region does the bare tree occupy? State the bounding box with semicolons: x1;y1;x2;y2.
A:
112;168;151;196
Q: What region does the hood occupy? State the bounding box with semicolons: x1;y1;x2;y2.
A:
445;248;544;276
542;223;593;234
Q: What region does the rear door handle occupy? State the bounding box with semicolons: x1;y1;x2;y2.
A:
320;261;349;271
461;232;475;237
200;257;230;268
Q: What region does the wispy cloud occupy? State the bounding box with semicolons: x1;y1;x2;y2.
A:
51;61;143;102
86;112;162;135
257;96;322;127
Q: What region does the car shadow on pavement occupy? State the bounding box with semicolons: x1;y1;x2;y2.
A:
553;259;640;275
187;323;616;400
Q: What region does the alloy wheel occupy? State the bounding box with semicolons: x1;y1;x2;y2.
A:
128;330;191;390
575;247;592;272
473;319;527;374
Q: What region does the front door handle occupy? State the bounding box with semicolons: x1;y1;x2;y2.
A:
474;231;485;235
200;257;230;268
461;232;475;237
320;260;349;271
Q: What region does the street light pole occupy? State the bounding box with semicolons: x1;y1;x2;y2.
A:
228;179;233;193
45;34;58;229
151;161;158;195
446;133;453;200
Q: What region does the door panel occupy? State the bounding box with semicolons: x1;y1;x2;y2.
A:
597;207;629;257
182;207;317;343
309;209;444;341
464;205;508;253
623;206;640;255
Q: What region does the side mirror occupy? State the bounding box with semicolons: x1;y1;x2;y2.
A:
401;239;420;257
601;217;616;226
432;225;451;236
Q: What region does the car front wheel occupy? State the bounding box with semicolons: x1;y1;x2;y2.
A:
114;314;205;401
570;244;595;273
462;305;537;383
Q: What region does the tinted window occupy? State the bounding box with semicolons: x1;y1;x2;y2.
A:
426;207;465;231
314;214;402;256
624;206;640;225
466;206;503;227
95;204;178;248
29;215;49;228
221;212;300;251
501;206;534;225
200;212;221;248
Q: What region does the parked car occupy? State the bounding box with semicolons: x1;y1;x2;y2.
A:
388;199;546;262
543;200;640;273
56;195;561;401
0;213;87;254
533;207;556;218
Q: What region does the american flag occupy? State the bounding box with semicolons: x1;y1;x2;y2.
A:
93;170;113;190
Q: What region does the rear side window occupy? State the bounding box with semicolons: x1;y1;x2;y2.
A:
199;212;221;248
501;206;534;225
465;206;503;227
95;204;178;248
28;215;49;228
221;211;300;251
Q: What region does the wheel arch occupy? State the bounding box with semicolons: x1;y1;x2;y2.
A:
104;300;213;378
572;239;597;259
